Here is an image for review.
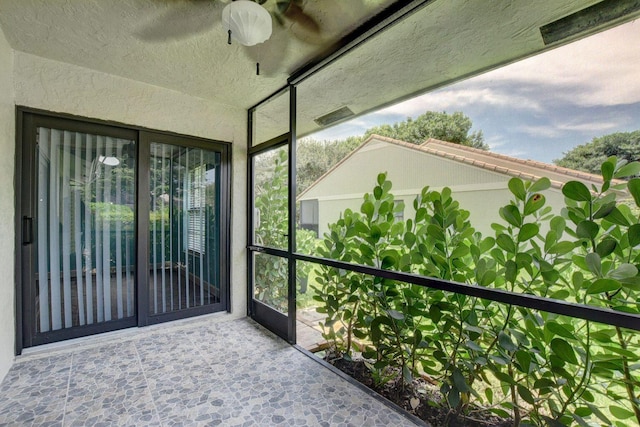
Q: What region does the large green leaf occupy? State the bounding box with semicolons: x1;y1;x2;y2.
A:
529;177;551;193
517;384;535;405
381;254;397;269
549;241;575;255
496;234;516;253
609;406;635;420
427;224;445;241
628;178;640;207
562;181;591;202
604;206;630;227
452;369;470;392
515;350;531;373
478;270;498;287
593;201;616;219
596;239;617;258
585;252;602;277
550;216;565;236
586;278;620;294
601;159;615;181
628;224;640;247
492;369;516;385
550;338;578;364
545;321;574;339
524;193;546;215
614;161;640;179
361;200;374;218
576;220;599;240
508;178;526;201
403;231;416;247
518;223;539;241
608;263;638;280
505;260;517;283
500;205;522;227
498;331;517;352
373;185;383;200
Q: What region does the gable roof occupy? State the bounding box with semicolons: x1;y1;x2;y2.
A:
298;134;619;199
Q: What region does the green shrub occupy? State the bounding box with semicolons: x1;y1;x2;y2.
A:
312;157;640;426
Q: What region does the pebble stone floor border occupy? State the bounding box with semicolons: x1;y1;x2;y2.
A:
0;317;422;426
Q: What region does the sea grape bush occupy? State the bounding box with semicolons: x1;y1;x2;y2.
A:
253;148;316;311
311;156;640;426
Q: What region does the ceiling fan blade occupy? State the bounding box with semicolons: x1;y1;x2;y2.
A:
284;2;320;33
281;1;320;33
135;0;219;42
272;0;320;33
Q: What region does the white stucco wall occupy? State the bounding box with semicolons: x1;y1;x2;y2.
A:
301;140;570;237
13;53;248;328
0;26;15;382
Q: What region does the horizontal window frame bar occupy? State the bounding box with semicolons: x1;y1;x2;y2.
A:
247;245;289;259
294;253;640;332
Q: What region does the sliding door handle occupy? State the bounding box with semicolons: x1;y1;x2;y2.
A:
22;216;33;245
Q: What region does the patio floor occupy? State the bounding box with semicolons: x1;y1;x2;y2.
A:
0;316;420;426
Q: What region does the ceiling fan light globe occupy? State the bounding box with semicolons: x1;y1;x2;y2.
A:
222;0;273;46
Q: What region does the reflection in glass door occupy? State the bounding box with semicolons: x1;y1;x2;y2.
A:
33;126;137;343
147;142;223;321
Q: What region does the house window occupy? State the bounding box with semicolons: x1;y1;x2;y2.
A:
187;164;206;253
394;200;404;221
300;199;319;235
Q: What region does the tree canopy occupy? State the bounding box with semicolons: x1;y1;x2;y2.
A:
296;136;362;194
554;130;640;175
363;110;488;150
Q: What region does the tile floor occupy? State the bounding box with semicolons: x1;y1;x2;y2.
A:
0;317;421;426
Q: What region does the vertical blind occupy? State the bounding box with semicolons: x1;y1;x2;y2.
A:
36;128;135;332
148;143;220;315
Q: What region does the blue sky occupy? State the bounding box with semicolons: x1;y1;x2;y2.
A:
311;19;640;164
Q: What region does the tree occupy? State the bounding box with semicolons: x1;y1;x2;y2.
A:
296;135;363;194
363;110;488;150
554;130;640;174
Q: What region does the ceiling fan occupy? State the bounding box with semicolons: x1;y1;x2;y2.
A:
135;0;323;75
136;0;319;43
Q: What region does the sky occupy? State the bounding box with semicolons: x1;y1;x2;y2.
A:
310;19;640;164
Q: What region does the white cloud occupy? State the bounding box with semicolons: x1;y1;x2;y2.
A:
518;125;564;139
556;121;620;132
518;119;622;139
375;87;542;117
473;19;640;107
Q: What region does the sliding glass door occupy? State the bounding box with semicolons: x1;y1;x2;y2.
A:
18;112;230;349
141;138;226;324
19;115;138;346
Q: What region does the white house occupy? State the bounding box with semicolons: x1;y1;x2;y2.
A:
299;135;617;236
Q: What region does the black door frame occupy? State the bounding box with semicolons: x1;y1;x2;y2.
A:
137;131;231;327
15;108;231;353
247;131;295;343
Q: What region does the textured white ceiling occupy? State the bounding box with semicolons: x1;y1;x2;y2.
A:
0;0;631;125
0;0;397;109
